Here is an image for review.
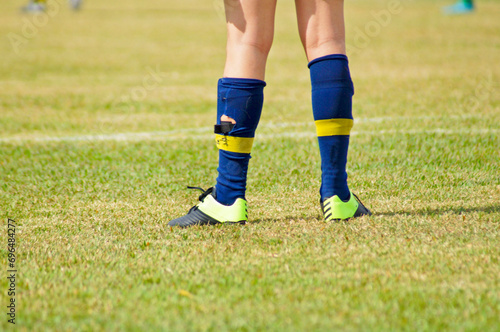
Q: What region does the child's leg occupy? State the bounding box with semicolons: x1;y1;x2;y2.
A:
169;0;277;227
295;0;371;220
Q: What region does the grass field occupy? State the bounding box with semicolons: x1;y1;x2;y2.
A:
1;0;499;330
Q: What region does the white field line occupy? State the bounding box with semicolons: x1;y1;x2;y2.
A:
260;128;499;140
1;128;497;143
0;116;497;143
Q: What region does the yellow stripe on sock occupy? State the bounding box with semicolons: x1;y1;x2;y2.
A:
315;119;353;137
215;135;254;154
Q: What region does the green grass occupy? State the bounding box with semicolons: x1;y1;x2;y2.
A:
1;0;499;330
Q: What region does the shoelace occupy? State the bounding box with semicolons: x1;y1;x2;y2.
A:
187;186;213;202
352;193;367;207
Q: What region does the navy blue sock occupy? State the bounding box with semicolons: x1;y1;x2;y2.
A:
215;78;266;206
309;54;354;202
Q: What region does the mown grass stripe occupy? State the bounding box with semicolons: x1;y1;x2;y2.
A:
1;127;497;143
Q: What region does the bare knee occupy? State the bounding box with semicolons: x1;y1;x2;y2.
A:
227;24;274;56
296;0;346;60
225;0;275;56
223;0;277;79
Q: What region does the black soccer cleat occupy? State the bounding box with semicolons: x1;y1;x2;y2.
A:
168;187;247;228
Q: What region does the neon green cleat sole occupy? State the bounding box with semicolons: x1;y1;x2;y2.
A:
321;191;372;221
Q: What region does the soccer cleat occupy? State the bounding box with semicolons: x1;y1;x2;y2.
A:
168;187;247;228
443;1;474;15
321;191;372;221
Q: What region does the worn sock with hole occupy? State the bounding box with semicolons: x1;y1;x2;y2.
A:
214;77;266;205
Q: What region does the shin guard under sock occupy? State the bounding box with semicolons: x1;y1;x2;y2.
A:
309;54;354;202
